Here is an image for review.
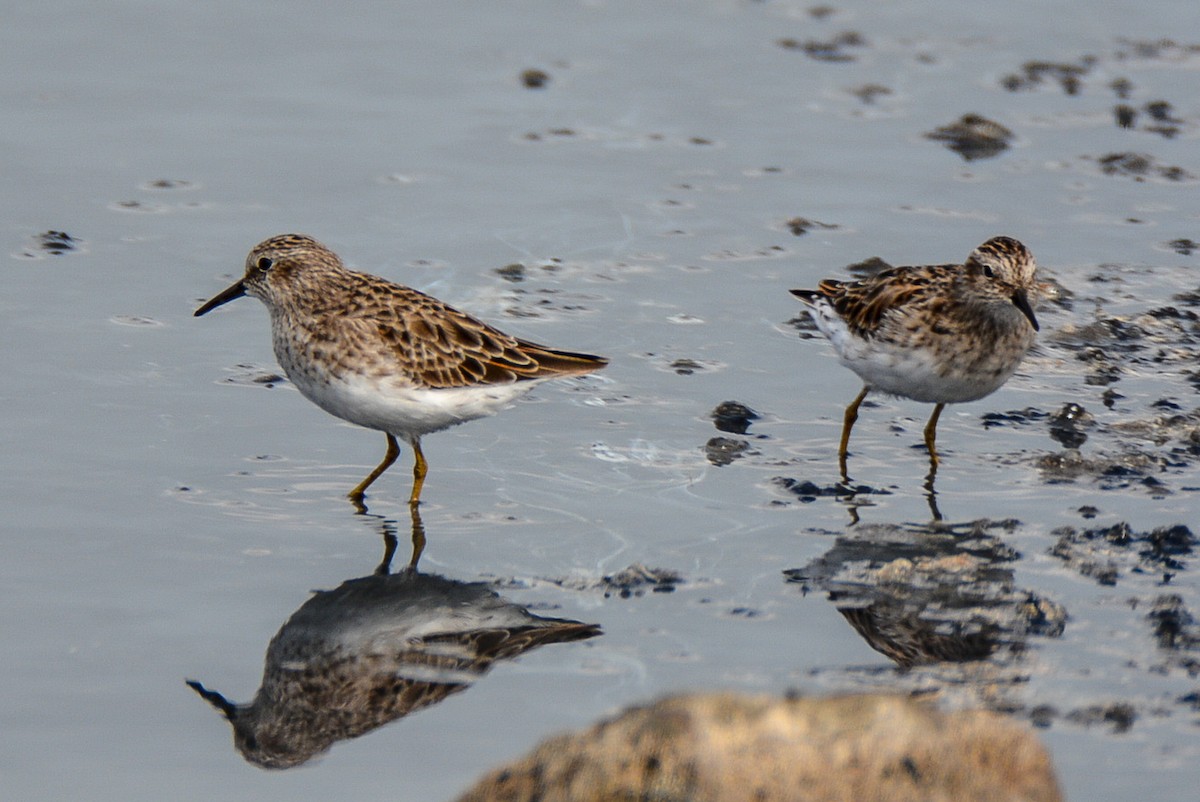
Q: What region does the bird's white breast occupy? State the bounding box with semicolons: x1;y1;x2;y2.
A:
291;370;537;437
807;299;1026;404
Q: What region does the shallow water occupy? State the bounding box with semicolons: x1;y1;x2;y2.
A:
3;2;1199;800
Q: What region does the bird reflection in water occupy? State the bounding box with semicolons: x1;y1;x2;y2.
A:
186;506;601;768
786;520;1066;670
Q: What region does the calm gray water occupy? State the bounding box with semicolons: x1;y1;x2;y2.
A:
3;1;1198;799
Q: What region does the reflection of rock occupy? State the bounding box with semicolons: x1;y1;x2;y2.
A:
787;521;1066;668
705;436;755;466
187;571;600;768
455;693;1063;802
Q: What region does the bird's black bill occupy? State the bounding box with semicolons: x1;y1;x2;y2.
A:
186;679;238;721
194;280;247;316
1011;288;1039;332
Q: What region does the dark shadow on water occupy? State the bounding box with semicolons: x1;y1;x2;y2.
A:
185;506;601;769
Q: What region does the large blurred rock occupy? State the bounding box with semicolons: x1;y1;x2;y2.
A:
456;692;1061;802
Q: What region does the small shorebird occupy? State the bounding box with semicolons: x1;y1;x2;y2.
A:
195;234;607;507
791;236;1040;472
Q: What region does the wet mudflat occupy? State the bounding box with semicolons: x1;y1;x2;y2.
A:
2;2;1198;800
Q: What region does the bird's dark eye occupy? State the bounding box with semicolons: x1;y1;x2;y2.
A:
982;265;995;278
257;256;274;271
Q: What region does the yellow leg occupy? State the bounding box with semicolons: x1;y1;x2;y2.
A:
349;433;400;504
408;436;428;508
839;387;869;457
923;403;945;467
838;386;869;481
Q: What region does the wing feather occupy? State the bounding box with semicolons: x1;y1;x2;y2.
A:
796;264;957;338
339;281;604;389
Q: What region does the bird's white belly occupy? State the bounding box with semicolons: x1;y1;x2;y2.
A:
811;303;1017;404
291;372;536;437
836;340;1005;403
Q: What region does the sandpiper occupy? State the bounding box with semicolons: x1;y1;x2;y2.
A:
195;234;607;507
791;236;1040;471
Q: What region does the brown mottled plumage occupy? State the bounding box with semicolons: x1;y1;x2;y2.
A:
195;234;607;507
791;236;1041;473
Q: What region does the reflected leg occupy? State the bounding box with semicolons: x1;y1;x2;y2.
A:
407;503;426;569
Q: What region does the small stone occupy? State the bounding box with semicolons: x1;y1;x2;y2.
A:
520;68;550;88
711;401;759;434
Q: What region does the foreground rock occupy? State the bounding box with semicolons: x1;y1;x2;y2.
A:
456;692;1061;802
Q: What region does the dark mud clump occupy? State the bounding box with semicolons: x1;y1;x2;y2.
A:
1145;594;1200;651
1112;38;1200;61
1049;522;1195;585
706;402;761;465
848;84;892;104
1119;100;1186;138
1048;403;1095;449
142;178;194;190
670;358;705;375
1000;58;1095;95
1036;449;1170;495
1114;104;1138;128
546;564;683;599
980;404;1094;449
982;407;1049;429
771;476;889;503
1091;152;1194;182
925;114;1014;161
711;401;759;435
785;217;839;237
777;31;866;63
1165;238;1199;256
218;363;287;389
18;230;80;258
494;263;526;282
519;68;550;89
1063;703;1137;733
